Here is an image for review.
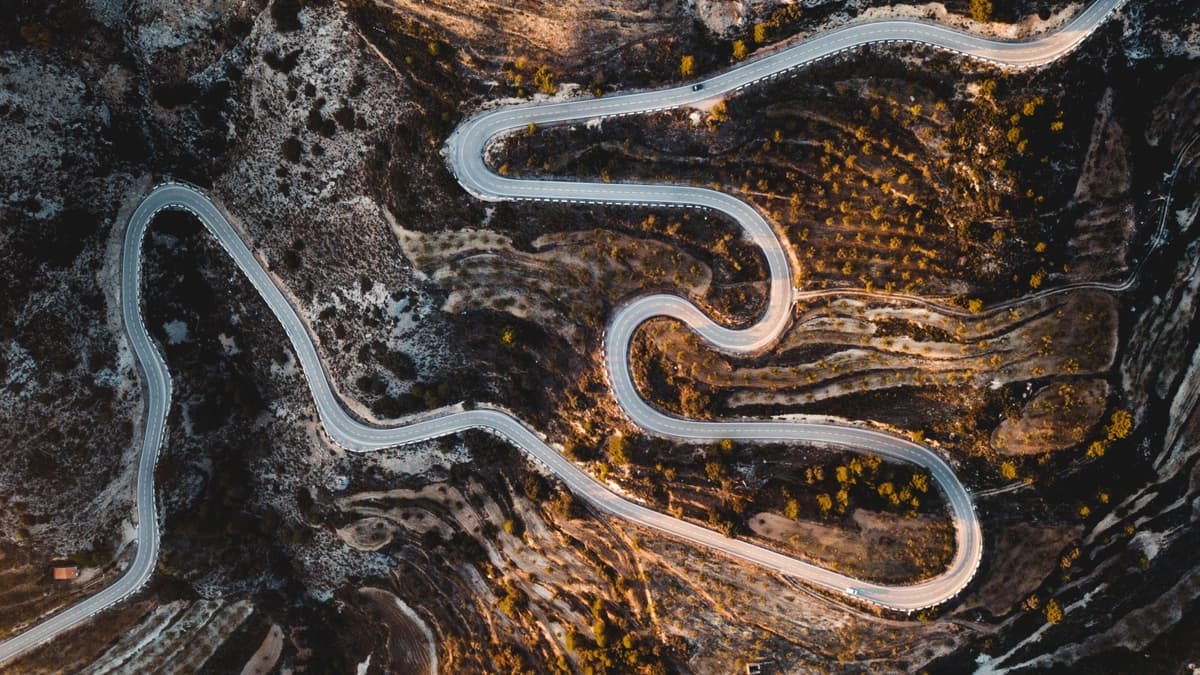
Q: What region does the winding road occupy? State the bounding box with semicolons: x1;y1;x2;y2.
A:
0;0;1127;666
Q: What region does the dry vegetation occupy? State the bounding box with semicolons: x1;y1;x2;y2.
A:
398;225;714;347
991;378;1108;455
749;509;954;583
481;34;1144;487
960;522;1083;617
640;290;1115;408
396;208;769;347
500;54;1114;298
332;459;677;673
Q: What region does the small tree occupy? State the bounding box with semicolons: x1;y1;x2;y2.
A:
705;460;724;482
679;54;695;78
549;490;580;519
564;629;579;652
608;434;631;465
732;39;747;60
816;493;833;515
533;65;556;95
593;618;609;648
969;0;993;22
1044;598;1063;624
1000;461;1018;480
1106;409;1133;440
708;100;729;127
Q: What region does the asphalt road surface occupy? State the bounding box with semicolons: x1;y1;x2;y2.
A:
0;0;1124;665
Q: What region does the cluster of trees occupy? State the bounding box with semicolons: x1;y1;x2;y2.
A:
561;598;670;673
501;57;559;97
1084;408;1134;459
363;380;451;418
746;4;804;46
779;453;937;521
1024;593;1064;624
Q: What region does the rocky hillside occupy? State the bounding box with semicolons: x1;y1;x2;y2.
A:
1;0;1199;672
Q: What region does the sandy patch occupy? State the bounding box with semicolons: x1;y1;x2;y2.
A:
238;624;283;675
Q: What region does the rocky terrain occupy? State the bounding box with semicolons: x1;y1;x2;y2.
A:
0;0;1198;673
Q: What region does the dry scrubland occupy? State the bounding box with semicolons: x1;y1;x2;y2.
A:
493;30;1142;475
397;208;766;347
501;54;1128;298
2;0;1200;672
